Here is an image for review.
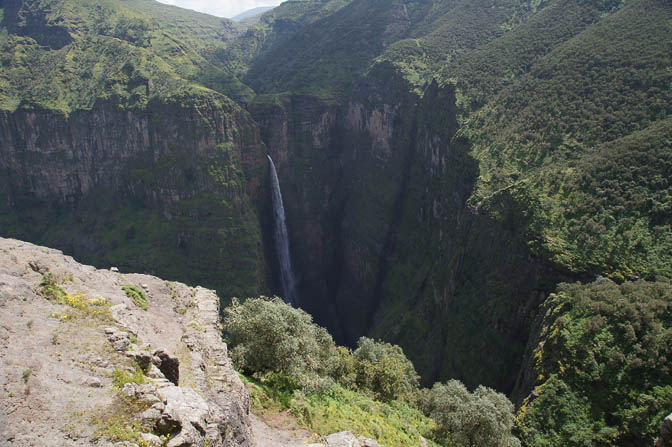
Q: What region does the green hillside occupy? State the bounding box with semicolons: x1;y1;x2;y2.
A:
461;0;672;280
0;0;254;112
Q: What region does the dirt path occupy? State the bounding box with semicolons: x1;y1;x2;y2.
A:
250;413;315;447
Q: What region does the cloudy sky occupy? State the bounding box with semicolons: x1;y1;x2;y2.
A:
155;0;284;19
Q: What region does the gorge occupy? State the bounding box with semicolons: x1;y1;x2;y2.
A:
0;0;671;445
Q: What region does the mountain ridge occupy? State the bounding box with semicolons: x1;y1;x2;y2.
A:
232;6;276;23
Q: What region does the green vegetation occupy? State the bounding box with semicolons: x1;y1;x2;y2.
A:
0;0;255;113
516;279;672;446
38;273;111;321
345;337;420;402
92;392;153;446
38;273;67;302
93;363;153;445
245;375;437;447
49;292;110;322
225;297;519;446
455;0;672;282
420;381;520;447
121;284;148;311
530;119;672;280
223;296;337;380
111;367;147;388
2;182;264;302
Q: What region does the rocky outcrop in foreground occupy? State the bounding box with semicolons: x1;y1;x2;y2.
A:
0;237;251;447
0;237;386;447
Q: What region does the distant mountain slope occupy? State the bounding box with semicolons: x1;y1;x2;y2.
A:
232;6;275;22
244;0;532;97
0;0;254;111
0;0;269;301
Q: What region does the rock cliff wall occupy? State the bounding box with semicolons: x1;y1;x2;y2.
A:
0;96;268;299
250;64;568;391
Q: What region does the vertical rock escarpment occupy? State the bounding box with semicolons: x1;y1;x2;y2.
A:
250;64;566;392
0;97;269;299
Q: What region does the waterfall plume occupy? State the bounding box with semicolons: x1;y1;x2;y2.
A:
267;155;298;305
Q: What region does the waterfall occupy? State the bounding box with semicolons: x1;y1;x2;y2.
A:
267;155;298;305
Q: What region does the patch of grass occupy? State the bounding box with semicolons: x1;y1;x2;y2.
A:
243;374;437;447
187;320;203;332
121;284;148;310
22;368;31;382
110;367;146;388
91;391;154;445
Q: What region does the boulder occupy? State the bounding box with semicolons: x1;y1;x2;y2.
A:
326;431;360;447
156;385;210;446
657;413;672;447
28;260;48;274
358;436;381;447
82;377;102;388
104;327;131;352
110;304;139;335
126;349;158;371
141;404;164;426
121;383;138;398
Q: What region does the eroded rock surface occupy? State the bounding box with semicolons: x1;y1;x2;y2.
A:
0;237;251;447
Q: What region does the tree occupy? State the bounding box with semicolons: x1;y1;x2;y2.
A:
222;297;338;379
352;337;420;402
420;380;520;447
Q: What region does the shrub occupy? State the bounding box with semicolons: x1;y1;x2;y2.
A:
351;337;420;402
121;284;148;310
420;380;520;447
38;273;66;301
223;297;338;380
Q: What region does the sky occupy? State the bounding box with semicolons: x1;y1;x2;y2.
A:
155;0;284;19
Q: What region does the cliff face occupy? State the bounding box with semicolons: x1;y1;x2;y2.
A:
0;96;268;299
250;64;566;391
0;236;252;446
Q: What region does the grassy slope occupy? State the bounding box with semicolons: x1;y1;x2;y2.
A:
245;0;404;98
245;0;536;98
245;376;438;447
0;0;254;112
377;0;539;89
